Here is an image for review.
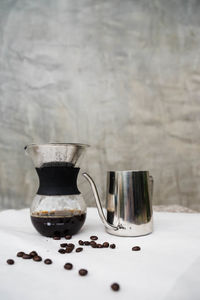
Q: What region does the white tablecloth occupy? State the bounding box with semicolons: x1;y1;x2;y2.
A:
0;208;200;300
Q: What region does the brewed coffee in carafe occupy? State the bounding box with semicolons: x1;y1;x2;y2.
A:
25;143;89;237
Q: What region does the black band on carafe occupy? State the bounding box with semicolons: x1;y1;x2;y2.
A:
36;167;80;195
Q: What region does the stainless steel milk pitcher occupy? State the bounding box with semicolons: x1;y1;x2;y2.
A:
83;170;153;237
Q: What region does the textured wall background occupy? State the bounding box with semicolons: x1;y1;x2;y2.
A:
0;0;200;211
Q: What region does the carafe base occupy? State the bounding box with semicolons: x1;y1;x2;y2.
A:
31;211;86;237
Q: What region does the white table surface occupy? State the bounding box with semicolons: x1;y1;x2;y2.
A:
0;208;200;300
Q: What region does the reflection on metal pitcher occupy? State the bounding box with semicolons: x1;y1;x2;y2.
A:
83;170;153;237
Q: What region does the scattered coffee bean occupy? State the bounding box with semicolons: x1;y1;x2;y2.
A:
79;269;88;276
90;236;98;240
132;246;141;251
7;259;14;265
90;241;96;245
16;251;24;257
64;263;73;270
84;241;90;246
44;259;52;265
111;283;120;291
65;247;73;253
110;244;116;249
76;247;83;253
33;255;42;262
78;240;84;245
29;251;38;257
103;242;109;248
67;243;75;249
65;235;72;240
58;249;66;254
22;254;32;259
91;242;97;248
53;236;60;240
97;244;103;248
60;243;68;248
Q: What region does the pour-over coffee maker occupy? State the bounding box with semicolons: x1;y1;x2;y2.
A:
25;143;89;237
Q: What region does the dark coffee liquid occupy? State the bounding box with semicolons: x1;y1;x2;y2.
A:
31;211;86;237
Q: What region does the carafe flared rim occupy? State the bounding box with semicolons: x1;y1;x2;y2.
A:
25;143;90;150
25;143;90;168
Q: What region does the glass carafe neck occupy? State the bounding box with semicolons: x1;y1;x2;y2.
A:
36;166;80;196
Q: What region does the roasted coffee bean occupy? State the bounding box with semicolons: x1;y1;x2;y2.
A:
67;243;75;249
7;259;14;265
79;269;88;276
84;241;90;246
53;236;60;240
132;246;141;251
65;247;73;253
44;259;52;265
29;251;38;257
64;263;73;270
110;244;116;249
58;249;66;254
90;241;96;246
33;255;42;262
22;254;32;259
65;235;72;240
78;240;84;245
16;251;24;257
91;243;97;248
111;283;120;291
76;247;83;253
60;243;68;248
97;244;103;248
103;242;109;248
90;236;98;240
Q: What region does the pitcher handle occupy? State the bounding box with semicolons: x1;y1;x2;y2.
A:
82;173;118;231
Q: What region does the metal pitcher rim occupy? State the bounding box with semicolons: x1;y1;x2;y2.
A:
107;170;149;173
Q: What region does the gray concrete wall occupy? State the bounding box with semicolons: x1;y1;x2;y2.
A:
0;0;200;211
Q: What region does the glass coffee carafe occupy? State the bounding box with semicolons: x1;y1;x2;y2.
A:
25;143;89;237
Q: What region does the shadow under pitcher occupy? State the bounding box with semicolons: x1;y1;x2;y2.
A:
83;170;153;237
